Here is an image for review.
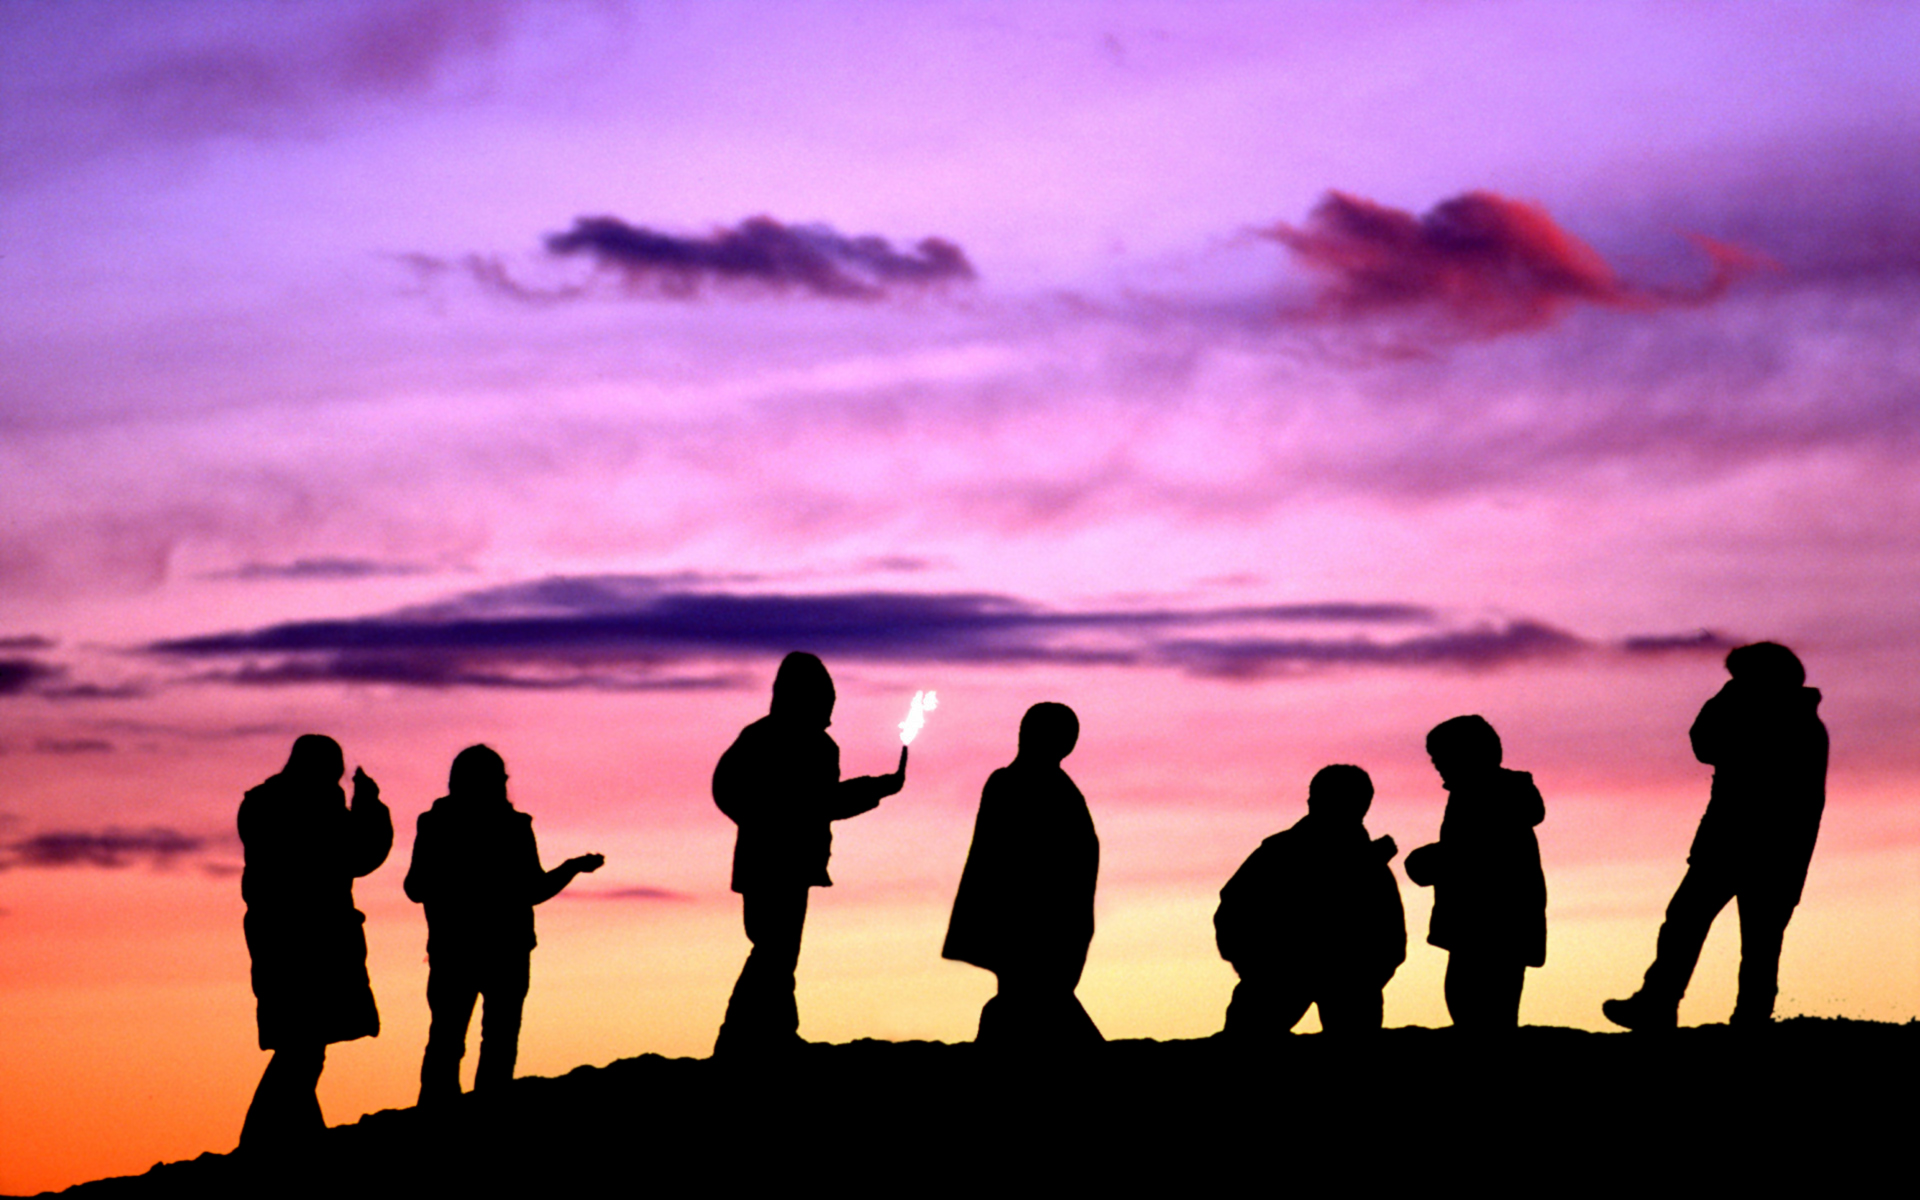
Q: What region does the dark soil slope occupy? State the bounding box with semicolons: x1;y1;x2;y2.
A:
52;1019;1917;1196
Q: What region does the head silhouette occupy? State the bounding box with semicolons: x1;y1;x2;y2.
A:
1017;702;1079;765
449;744;508;801
1306;764;1374;823
282;734;344;782
1426;715;1503;788
769;652;836;728
1725;641;1805;688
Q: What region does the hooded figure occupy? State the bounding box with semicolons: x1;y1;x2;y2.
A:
943;702;1102;1049
1214;765;1405;1038
712;652;906;1055
1404;716;1546;1030
404;744;603;1103
237;734;392;1150
1605;642;1828;1030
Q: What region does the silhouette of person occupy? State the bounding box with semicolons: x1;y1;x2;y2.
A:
1404;716;1546;1030
942;702;1103;1050
712;652;907;1055
404;744;604;1104
236;734;392;1152
1214;765;1405;1039
1605;642;1829;1030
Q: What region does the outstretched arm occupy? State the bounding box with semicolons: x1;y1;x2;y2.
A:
531;853;604;905
832;746;907;818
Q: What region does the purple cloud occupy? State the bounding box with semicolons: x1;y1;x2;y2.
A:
2;827;206;870
32;738;114;755
1620;630;1737;655
563;886;694;903
445;215;978;303
213;558;436;582
0;659;59;696
146;575;1587;688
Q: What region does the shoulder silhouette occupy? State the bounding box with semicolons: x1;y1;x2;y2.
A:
1607;642;1828;1030
1215;764;1404;1039
943;701;1103;1050
237;734;391;1153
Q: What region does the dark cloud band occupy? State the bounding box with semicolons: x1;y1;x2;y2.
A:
1;827;206;870
145;576;1631;690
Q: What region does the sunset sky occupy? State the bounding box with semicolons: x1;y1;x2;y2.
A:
5;1;1920;1191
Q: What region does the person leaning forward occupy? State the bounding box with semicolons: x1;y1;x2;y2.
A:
712;652;906;1056
1605;642;1828;1030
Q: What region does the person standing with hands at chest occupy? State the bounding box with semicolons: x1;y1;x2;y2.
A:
237;734;392;1153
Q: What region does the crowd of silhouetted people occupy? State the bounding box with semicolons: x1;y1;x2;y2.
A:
233;641;1828;1152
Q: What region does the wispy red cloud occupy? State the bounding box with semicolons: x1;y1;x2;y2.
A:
1262;191;1762;344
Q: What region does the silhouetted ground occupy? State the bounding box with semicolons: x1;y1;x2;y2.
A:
43;1019;1915;1196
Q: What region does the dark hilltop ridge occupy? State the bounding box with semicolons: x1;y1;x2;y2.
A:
42;1019;1917;1196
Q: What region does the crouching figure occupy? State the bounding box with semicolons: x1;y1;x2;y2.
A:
1215;764;1405;1040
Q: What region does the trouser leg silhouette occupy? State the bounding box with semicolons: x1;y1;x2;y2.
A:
1314;984;1386;1034
474;956;530;1090
1445;952;1525;1029
718;887;808;1051
422;953;531;1103
240;1043;326;1150
1731;892;1793;1023
980;957;1102;1049
1222;976;1314;1039
1639;864;1737;1006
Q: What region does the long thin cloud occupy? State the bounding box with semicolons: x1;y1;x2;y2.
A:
426;215;979;304
143;576;1716;690
0;827;206;870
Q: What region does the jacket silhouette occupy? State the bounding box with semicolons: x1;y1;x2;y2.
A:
943;702;1102;1048
1215;764;1405;1037
712;652;905;1055
404;744;602;1103
1405;716;1546;1029
1605;642;1828;1030
237;734;391;1150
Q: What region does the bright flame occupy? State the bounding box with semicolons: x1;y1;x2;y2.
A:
898;690;939;746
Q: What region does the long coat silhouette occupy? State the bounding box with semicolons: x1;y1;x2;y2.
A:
236;734;390;1151
239;739;392;1051
1413;767;1547;967
712;652;904;1054
942;702;1101;1048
